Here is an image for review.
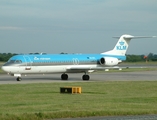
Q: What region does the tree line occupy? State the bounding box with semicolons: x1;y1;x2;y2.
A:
0;53;157;62
0;53;17;62
126;53;157;62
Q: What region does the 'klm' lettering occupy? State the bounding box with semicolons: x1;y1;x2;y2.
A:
116;46;127;50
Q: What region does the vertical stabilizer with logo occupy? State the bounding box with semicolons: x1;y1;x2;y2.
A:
102;34;133;56
101;34;156;56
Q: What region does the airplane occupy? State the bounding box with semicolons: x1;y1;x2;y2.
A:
1;34;156;81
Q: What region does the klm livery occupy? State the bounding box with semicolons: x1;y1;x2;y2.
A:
1;34;155;81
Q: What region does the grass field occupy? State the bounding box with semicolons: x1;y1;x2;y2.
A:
0;81;157;120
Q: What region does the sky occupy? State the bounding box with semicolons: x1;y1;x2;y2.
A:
0;0;157;55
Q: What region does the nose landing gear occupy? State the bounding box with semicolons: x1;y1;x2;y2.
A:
17;77;22;81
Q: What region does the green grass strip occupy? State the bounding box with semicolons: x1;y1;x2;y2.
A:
0;81;157;120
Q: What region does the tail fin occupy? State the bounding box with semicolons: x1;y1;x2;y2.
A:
102;34;156;55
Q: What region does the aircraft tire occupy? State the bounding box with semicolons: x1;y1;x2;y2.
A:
17;77;22;81
82;75;90;81
61;74;68;80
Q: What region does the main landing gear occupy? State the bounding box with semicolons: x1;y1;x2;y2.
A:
82;74;90;80
61;73;90;81
61;73;68;80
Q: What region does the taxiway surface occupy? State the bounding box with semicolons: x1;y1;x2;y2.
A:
0;70;157;84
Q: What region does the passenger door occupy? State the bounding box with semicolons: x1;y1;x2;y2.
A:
23;56;32;70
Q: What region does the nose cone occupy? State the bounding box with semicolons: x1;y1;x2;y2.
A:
1;66;7;72
1;65;10;73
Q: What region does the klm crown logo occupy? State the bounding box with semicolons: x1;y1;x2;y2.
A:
119;41;124;45
116;41;127;50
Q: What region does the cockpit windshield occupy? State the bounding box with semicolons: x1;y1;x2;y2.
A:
15;60;22;63
8;59;22;63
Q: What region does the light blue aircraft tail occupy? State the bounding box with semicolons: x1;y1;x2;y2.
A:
102;34;156;55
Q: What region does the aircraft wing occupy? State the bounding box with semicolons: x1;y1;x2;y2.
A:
66;66;120;72
66;66;147;73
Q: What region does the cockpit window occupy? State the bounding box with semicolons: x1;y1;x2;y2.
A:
15;60;22;63
8;60;22;63
8;60;16;63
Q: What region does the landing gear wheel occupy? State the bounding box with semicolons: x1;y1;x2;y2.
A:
61;74;68;80
17;77;22;81
82;75;90;81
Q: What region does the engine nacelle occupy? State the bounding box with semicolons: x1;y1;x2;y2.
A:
99;57;119;66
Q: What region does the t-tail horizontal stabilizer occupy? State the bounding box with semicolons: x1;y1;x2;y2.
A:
102;34;156;56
